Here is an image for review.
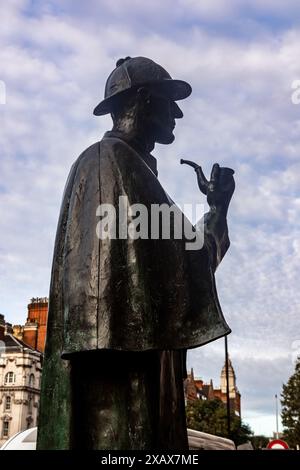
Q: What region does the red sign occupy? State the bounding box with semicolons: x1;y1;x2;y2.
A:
267;439;289;450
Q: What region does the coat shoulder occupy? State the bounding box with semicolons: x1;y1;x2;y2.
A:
75;141;100;166
73;138;130;169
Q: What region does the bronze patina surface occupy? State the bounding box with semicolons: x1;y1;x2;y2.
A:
37;56;235;450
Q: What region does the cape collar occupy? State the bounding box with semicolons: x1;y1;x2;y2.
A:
103;131;158;177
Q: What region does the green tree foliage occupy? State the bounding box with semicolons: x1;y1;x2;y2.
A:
186;398;253;446
251;435;269;450
281;357;300;449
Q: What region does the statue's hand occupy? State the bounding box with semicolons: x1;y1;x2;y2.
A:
195;163;235;216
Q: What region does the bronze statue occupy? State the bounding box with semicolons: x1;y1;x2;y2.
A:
37;56;235;450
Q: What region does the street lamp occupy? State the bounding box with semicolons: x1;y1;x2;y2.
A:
275;394;279;439
225;335;230;437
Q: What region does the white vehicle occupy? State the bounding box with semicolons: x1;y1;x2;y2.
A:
1;427;236;451
187;428;236;450
1;427;37;450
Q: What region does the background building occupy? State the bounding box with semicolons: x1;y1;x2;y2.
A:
0;314;42;447
185;358;241;417
13;297;48;353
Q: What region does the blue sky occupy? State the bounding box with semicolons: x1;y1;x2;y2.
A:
1;0;300;437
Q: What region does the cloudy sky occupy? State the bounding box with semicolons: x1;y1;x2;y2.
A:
1;0;300;436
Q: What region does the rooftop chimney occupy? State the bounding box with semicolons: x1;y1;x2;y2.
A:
0;314;6;340
23;321;38;350
27;297;48;352
5;322;13;335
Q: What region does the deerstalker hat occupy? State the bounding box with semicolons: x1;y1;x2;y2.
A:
93;56;192;116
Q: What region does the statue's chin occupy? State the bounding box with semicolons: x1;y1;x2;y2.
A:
156;130;175;145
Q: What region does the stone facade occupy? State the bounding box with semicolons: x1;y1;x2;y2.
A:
0;314;42;447
185;358;241;417
215;358;241;416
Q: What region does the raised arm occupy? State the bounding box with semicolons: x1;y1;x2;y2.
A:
181;160;235;272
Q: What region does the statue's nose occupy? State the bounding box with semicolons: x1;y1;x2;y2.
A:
173;102;183;119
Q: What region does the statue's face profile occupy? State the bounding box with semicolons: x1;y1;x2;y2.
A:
147;94;182;145
96;57;191;151
111;86;183;149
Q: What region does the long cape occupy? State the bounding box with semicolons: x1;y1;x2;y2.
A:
37;134;230;448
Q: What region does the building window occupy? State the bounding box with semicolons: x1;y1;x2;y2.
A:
28;395;33;413
29;374;35;388
2;421;9;438
5;396;11;411
4;372;16;384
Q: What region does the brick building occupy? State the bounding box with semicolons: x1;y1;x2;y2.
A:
13;298;48;353
0;314;42;447
184;358;241;417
